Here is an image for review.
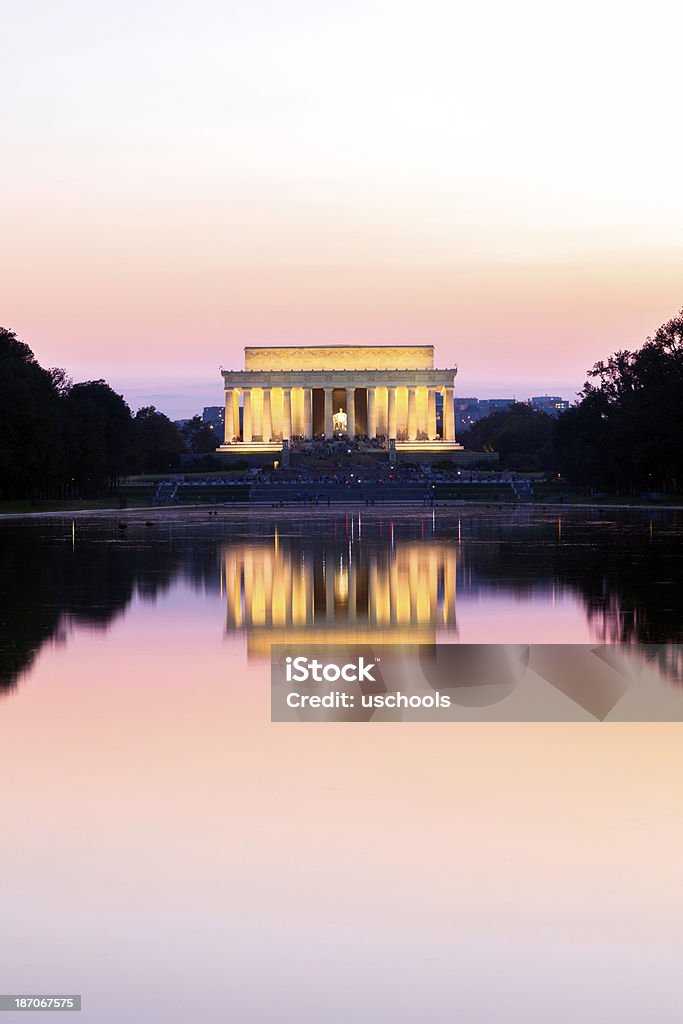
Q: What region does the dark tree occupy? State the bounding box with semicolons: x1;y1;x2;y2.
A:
460;403;556;471
0;327;66;498
62;381;137;495
182;414;219;454
556;310;683;492
133;406;185;472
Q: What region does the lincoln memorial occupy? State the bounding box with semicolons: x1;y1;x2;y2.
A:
217;344;464;456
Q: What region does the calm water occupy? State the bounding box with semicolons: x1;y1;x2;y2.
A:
1;507;683;1022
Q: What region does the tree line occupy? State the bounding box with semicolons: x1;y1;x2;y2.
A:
460;310;683;493
0;327;217;499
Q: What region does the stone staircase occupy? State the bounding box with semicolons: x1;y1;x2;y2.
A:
510;478;535;500
152;481;178;505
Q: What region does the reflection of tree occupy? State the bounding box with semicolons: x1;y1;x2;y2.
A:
0;518;222;695
453;510;683;680
452;509;683;645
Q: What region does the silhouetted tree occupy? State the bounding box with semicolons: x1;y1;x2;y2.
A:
62;381;136;494
460;403;556;471
0;327;66;498
182;414;218;454
133;406;184;472
556;310;683;492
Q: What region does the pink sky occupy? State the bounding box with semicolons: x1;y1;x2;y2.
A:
2;1;682;417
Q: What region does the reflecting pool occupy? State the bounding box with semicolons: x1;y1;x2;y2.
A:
1;507;682;1023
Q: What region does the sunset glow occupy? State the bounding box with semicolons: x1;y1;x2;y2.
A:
3;0;682;415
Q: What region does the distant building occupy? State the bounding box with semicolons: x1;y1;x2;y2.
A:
454;397;516;433
530;395;570;416
202;406;224;430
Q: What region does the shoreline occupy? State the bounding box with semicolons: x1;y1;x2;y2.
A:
1;499;682;520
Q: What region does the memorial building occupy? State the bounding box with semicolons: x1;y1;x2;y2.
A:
217;344;463;456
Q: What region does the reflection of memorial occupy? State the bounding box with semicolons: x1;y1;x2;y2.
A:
223;534;457;657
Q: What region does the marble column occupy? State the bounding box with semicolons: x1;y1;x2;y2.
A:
262;389;272;442
303;387;313;439
242;389;252;443
428;388;437;440
324;387;334;439
346;387;356;437
444;386;455;441
387;386;397;440
282;388;292;441
224;389;234;443
407;386;417;441
367;386;377;438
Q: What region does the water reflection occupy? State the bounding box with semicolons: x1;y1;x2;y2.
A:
1;507;682;694
224;531;457;656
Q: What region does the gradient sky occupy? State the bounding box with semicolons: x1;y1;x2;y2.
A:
2;0;682;417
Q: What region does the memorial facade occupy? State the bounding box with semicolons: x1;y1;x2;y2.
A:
218;345;463;454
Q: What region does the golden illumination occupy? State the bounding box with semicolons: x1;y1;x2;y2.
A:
223;535;457;658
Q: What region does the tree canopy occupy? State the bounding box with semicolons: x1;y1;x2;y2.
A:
0;326;201;498
459;403;556;471
556;311;683;491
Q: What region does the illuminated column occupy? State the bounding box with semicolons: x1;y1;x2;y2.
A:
303;387;313;439
262;388;272;443
224;389;235;443
407;386;417;441
324;387;334;439
282;388;292;441
242;389;252;442
346;386;356;437
428;388;437;440
232;390;239;442
418;387;430;439
444;386;455;441
367;386;377;438
387;386;397;440
376;387;387;437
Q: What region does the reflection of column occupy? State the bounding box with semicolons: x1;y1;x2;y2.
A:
242;390;252;442
428;388;436;440
443;548;456;623
303;388;313;439
348;563;357;620
368;562;379;625
367;386;376;438
262;389;272;442
282;388;292;441
224;389;234;443
389;562;399;623
407;386;417;440
444;386;455;441
346;387;356;437
325;562;334;620
388;386;397;440
408;548;419;623
324;387;334;439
